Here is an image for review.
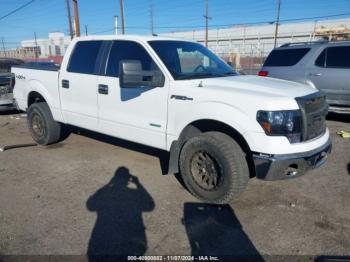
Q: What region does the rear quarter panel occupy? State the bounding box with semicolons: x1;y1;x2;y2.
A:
12;67;64;122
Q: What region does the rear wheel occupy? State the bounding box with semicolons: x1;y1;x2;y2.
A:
179;131;249;204
27;102;70;145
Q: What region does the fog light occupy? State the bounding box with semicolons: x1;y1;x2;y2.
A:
284;164;298;177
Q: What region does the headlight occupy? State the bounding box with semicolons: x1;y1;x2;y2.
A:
257;110;302;143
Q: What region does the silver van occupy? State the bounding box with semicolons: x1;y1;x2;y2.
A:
259;41;350;113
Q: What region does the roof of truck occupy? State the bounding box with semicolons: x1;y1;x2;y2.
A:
74;34;194;43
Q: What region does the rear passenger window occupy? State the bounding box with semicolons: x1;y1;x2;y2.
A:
106;41;158;77
67;41;103;74
264;48;310;67
326;46;350;68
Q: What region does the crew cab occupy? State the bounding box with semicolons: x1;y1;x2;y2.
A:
12;35;331;204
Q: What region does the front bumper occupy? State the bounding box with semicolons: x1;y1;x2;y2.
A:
253;138;332;180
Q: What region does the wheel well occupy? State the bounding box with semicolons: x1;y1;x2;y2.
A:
181;119;250;153
28;91;46;107
178;119;256;177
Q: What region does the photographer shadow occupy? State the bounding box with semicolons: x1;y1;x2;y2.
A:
183;203;263;260
87;167;155;259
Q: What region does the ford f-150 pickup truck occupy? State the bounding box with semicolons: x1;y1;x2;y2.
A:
12;35;332;204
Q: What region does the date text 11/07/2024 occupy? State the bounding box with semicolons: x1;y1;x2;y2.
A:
127;255;220;261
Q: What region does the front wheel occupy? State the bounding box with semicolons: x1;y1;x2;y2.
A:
179;131;249;204
27;102;70;145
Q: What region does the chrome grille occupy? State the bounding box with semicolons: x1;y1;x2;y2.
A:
295;92;328;141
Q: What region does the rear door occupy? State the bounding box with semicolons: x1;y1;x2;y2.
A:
96;40;169;149
59;40;103;130
306;45;350;105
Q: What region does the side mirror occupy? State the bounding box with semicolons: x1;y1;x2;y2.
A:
119;60;165;88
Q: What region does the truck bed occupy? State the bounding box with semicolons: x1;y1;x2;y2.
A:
14;62;60;72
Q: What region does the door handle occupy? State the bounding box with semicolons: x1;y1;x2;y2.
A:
98;84;109;95
62;79;69;88
308;73;322;77
170;95;193;101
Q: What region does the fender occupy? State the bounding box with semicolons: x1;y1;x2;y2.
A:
166;101;261;175
26;79;65;123
167;101;260;151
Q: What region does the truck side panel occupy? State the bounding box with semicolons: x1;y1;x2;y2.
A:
12;67;64;122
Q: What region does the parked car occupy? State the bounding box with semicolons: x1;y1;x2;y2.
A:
259;40;350;113
12;35;331;204
0;58;23;110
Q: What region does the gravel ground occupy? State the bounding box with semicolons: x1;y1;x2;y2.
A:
0;110;349;260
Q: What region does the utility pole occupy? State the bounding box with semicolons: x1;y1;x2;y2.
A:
149;5;154;35
1;37;6;57
204;0;211;47
119;0;125;34
65;0;74;39
85;25;88;36
73;0;81;37
114;15;119;35
34;32;38;60
274;0;281;48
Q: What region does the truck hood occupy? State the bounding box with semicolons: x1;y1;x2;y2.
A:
202;75;316;98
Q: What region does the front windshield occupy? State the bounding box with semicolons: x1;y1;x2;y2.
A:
148;40;237;80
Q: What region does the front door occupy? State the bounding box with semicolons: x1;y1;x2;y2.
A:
96;40;168;149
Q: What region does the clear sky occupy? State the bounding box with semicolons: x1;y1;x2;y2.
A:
0;0;349;49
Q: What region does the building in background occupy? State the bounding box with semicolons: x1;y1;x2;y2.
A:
0;32;70;63
21;32;70;58
160;18;350;72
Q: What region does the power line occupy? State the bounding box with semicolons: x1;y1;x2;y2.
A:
19;11;349;37
154;11;350;29
90;28;115;34
0;0;36;21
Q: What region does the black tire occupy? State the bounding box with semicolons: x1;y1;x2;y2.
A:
179;131;249;204
27;102;69;145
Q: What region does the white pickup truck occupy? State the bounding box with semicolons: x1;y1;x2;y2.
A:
12;35;331;204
